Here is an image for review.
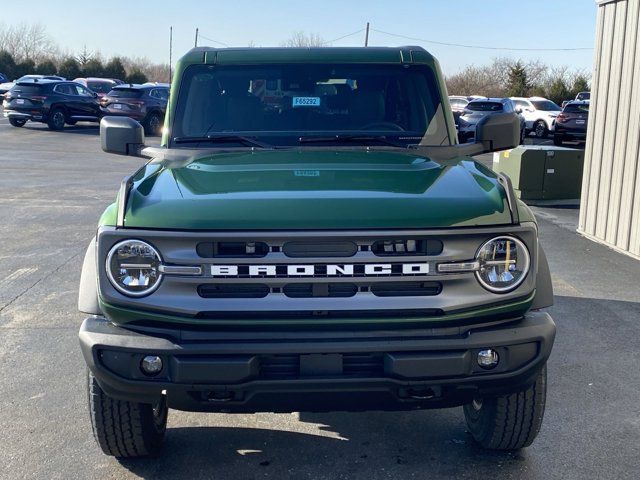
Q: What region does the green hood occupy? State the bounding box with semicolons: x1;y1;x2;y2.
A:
121;149;511;230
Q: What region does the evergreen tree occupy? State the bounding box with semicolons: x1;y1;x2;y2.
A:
36;58;57;75
125;68;148;84
570;75;590;98
506;61;530;97
547;78;570;105
82;58;104;77
102;57;126;81
58;57;81;80
0;50;17;79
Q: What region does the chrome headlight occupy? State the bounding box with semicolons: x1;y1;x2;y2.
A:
106;240;163;297
475;236;530;293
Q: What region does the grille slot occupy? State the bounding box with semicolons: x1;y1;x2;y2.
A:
197;241;269;258
371;239;443;256
260;355;299;379
283;241;358;258
198;284;270;299
371;281;442;297
283;283;358;298
259;353;383;380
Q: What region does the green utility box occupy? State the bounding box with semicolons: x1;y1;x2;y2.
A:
493;146;584;201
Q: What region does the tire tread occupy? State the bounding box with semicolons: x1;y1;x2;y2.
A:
87;371;166;457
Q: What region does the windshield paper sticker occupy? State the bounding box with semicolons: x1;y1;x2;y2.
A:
292;96;321;107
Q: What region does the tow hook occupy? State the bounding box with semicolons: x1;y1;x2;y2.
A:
205;390;235;402
400;386;441;400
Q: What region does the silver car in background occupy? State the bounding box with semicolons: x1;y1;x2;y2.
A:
457;97;525;144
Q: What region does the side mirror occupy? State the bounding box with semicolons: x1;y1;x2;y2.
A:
93;92;98;98
475;112;519;153
100;116;145;156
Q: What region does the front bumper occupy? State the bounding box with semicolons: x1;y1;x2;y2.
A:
80;312;555;412
80;312;556;412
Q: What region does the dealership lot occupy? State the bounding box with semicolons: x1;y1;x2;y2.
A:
0;118;638;479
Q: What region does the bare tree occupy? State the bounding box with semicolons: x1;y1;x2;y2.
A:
282;31;325;47
0;23;56;62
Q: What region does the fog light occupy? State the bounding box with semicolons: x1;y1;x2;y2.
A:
141;355;163;376
477;349;499;369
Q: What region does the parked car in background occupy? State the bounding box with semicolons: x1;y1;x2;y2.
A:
0;74;65;97
99;83;169;135
448;95;469;125
554;100;589;146
510;96;561;138
457;98;525;144
3;79;101;130
74;77;124;98
575;91;590;101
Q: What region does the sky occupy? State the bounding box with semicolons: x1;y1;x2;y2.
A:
2;0;598;75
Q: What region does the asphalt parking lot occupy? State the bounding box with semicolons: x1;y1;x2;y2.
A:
0;116;638;480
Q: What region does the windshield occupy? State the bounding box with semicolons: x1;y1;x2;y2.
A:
107;88;143;98
466;101;503;112
531;100;561;111
564;103;589;113
172;63;448;147
88;81;114;93
576;92;590;100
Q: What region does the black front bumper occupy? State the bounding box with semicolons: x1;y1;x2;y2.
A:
79;312;555;412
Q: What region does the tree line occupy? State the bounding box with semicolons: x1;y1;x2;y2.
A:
446;58;590;105
0;23;168;83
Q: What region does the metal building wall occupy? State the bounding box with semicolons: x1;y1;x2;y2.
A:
578;0;640;259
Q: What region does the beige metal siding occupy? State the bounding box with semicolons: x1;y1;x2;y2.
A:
579;0;640;259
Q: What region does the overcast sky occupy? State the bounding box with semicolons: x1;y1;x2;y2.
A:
3;0;598;74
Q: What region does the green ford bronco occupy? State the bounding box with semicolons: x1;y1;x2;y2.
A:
78;46;556;457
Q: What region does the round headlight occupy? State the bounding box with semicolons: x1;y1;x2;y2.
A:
475;236;530;293
106;240;163;297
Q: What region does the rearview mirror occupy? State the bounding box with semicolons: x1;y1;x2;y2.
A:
475;112;519;153
100;116;145;156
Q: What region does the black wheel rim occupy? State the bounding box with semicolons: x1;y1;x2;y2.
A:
535;122;545;137
149;115;160;134
53;111;64;128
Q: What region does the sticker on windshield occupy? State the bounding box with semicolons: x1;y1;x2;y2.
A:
292;96;321;108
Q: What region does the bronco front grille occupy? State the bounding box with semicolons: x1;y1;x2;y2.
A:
98;225;539;322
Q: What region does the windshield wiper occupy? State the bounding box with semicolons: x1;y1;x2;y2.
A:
298;134;410;148
173;134;272;149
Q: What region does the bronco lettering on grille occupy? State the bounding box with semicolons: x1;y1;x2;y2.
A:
210;263;429;277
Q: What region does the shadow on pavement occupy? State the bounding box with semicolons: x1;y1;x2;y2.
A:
118;410;531;479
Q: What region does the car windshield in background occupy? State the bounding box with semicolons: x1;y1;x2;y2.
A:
88;81;113;94
564;103;590;113
466;102;503;112
107;88;143;98
172;63;447;147
531;100;561;111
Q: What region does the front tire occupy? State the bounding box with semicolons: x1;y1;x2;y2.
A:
87;370;168;458
9;117;26;127
143;112;163;136
534;120;548;138
553;134;564;146
464;365;547;450
47;107;66;130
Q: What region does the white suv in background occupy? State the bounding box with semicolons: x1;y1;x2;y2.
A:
510;96;562;138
